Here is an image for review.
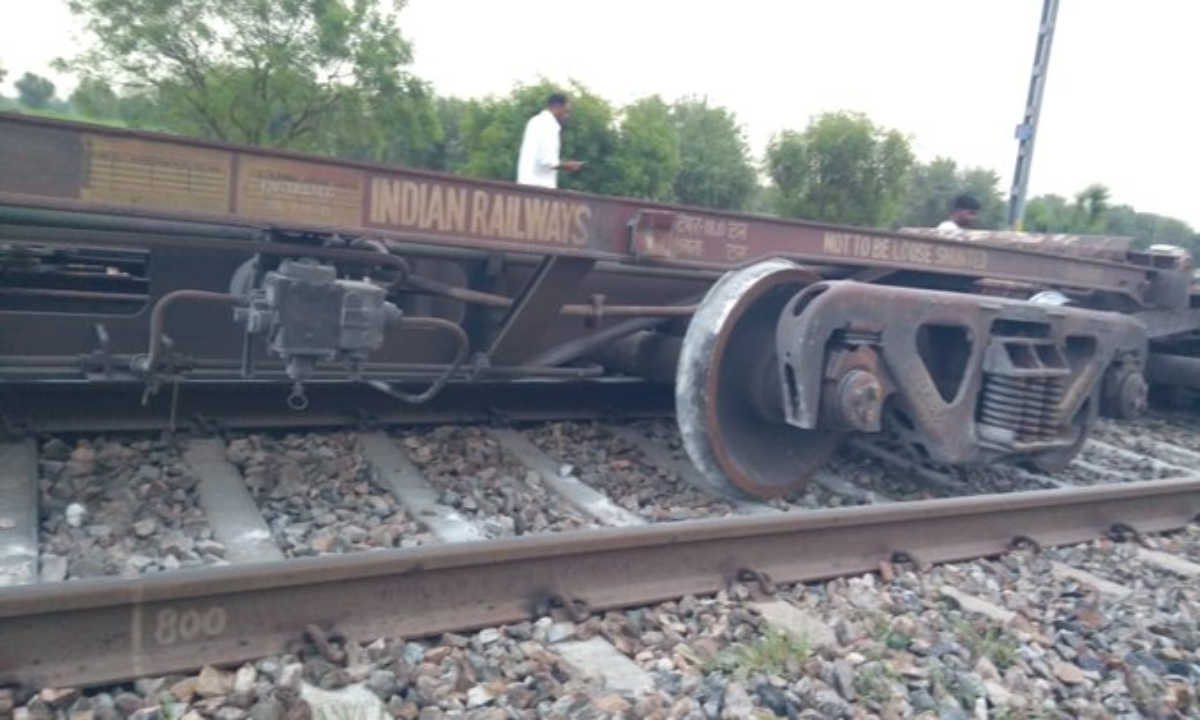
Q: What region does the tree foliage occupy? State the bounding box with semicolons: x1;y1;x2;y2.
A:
1023;185;1113;236
765;111;914;227
898;157;1006;229
426;96;474;173
1023;193;1072;233
68;78;120;119
60;0;438;161
454;86;687;202
1024;184;1197;251
671;98;757;211
605;96;680;201
457;80;618;193
1073;183;1110;234
16;73;57;109
67;78;165;129
318;75;441;166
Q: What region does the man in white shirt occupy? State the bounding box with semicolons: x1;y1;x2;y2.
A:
517;93;585;188
936;193;982;230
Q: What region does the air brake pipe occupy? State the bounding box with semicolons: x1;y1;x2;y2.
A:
366;316;470;404
132;290;243;375
174;360;604;379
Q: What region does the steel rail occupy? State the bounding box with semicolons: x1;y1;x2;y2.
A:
2;477;1197;689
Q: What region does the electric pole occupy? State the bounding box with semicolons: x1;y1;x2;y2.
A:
1008;0;1060;230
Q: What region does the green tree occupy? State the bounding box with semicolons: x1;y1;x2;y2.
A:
1072;183;1110;233
603;95;680;201
16;73;56;109
671;98;756;211
747;182;779;215
1023;193;1073;232
1103;206;1194;249
68;77;122;119
765;111;914;227
458;94;520;179
1026;185;1111;235
320;75;441;167
61;0;437;159
426;96;474;173
899;157;958;227
459;80;618;193
959;168;1007;229
1024;187;1197;253
600;96;679;201
898;157;1005;229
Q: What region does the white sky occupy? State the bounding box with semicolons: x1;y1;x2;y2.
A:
2;0;1197;228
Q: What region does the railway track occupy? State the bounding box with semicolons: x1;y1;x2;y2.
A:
1;111;1199;718
1;412;1198;718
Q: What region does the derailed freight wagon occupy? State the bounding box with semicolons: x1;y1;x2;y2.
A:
1;112;1198;499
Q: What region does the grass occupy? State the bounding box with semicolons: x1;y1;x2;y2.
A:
866;614;914;653
706;628;812;680
948;615;1019;670
928;664;983;710
854;663;902;706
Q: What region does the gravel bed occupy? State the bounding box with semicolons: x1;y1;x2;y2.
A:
1048;462;1140;486
227;433;435;556
1072;441;1180;481
401;426;592;537
895;532;1200;717
628;419;845;510
832;443;1056;502
818;450;924;501
1161;522;1200;566
525;421;745;521
839;420;1189;499
625;523;1199;718
38;436;217;581
17;522;1195;719
1092;415;1200;465
13;414;1199;719
7;626;627;720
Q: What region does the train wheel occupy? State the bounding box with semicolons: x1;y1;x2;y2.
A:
676;259;844;499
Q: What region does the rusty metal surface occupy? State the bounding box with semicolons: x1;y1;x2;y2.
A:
0;219;705;381
676;260;841;498
901;227;1136;261
1;477;1197;689
487;257;597;363
0;112;1186;309
777;280;1147;466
